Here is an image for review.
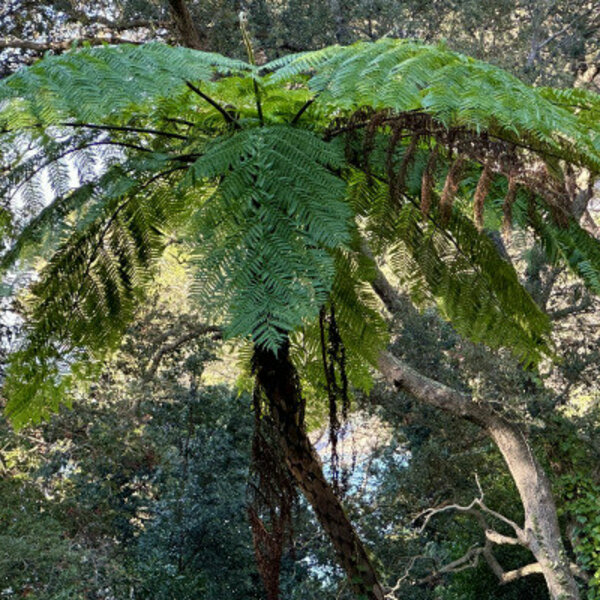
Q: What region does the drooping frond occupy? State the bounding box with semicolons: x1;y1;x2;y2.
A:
269;39;600;173
291;243;388;433
530;201;600;295
396;203;551;365
186;125;350;351
4;166;198;427
348;169;551;364
0;164;136;274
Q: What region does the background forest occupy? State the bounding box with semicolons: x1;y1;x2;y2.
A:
1;1;600;599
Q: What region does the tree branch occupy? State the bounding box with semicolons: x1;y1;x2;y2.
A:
143;325;222;380
63;9;169;32
0;37;142;52
167;0;205;50
497;561;544;584
413;474;526;542
416;545;484;586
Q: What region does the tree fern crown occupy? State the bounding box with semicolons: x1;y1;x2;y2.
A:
2;39;600;425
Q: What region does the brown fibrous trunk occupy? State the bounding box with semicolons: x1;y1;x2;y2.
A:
254;342;385;600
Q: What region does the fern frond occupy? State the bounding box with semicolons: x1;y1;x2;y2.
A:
0;43;252;127
292;244;388;409
3;166;198;426
392;203;552;364
185;125;350;351
269;39;600;173
348;167;551;364
530;203;600;295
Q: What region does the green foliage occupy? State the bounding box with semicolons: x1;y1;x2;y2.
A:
0;42;252;126
560;475;600;597
0;479;120;600
530;206;600;295
0;307;330;599
186;125;351;349
292;245;389;420
4;164;199;426
393;203;551;365
269;39;600;171
2;38;600;426
348;169;551;365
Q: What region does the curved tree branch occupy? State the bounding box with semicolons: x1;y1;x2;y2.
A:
0;37;142;52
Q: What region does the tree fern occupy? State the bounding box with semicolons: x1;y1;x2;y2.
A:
1;38;600;426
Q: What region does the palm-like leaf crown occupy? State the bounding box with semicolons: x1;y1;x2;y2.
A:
1;39;600;426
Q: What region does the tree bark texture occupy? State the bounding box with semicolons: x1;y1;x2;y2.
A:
377;351;580;600
254;344;385;600
167;0;205;49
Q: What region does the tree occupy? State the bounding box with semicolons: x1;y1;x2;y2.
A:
2;0;599;88
1;25;600;599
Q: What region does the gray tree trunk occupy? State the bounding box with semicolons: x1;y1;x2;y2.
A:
377;351;580;599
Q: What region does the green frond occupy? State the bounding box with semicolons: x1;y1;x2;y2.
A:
390;202;552;365
269;39;600;173
0;42;252;127
185;125;350;351
531;205;600;295
3;167;198;427
4;37;600;428
348;167;551;364
291;245;388;411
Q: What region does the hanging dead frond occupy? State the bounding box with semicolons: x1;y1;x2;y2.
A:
363;109;391;182
386;123;404;205
503;175;518;240
473;163;493;230
248;504;285;600
420;146;438;220
440;156;465;223
319;304;352;496
393;135;419;203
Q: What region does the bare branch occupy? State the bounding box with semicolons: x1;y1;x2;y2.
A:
143;325;222;380
0;37;142;52
485;529;521;546
498;562;544;584
63;9;168;31
413;478;526;542
385;555;424;598
416;545;484;586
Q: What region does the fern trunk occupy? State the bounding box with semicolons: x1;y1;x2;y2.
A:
254;343;385;600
